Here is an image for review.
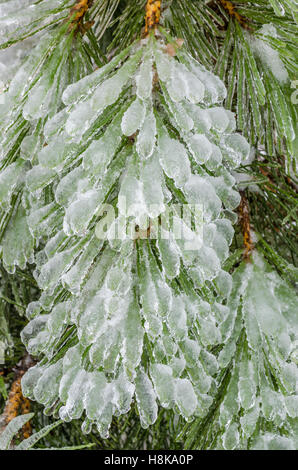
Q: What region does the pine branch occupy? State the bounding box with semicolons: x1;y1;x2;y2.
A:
166;1;297;166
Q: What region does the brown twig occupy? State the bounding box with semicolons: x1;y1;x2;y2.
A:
218;0;250;29
145;0;161;34
68;0;94;34
238;192;254;261
0;354;36;440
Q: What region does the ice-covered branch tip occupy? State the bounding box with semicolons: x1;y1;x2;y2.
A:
145;0;161;34
238;192;254;261
218;0;249;29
